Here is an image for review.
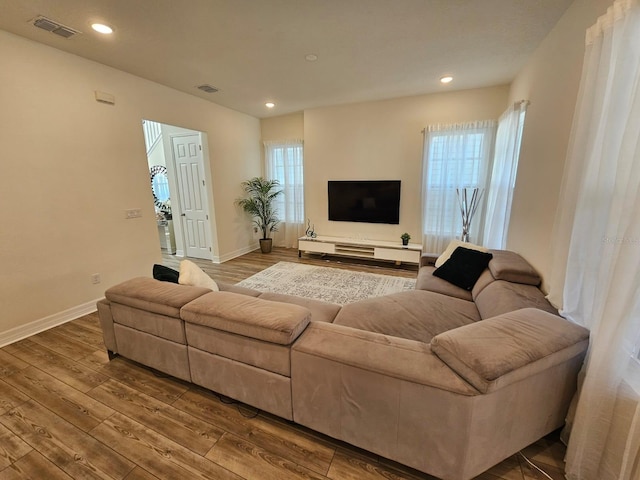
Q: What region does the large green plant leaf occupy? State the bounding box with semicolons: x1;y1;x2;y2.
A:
235;177;283;239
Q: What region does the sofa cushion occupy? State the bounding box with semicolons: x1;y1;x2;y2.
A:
152;264;179;283
113;324;191;382
181;291;311;345
415;266;473;301
185;322;293;376
110;303;186;343
333;290;480;343
470;269;495;300
292;322;479;395
474;280;557;319
258;292;342;323
488;250;541;286
430;308;590;393
179;259;219;291
105;277;211;318
435;240;489;268
433;247;493;290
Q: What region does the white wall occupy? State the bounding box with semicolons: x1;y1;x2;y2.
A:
261;112;304;144
302;86;509;243
506;0;612;289
257;0;613;287
0;30;261;343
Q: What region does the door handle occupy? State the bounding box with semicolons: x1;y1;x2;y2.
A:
181;213;186;217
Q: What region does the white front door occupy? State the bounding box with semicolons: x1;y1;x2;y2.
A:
172;134;212;260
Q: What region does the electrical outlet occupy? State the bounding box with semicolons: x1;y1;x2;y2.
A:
125;208;142;219
91;273;101;284
253;226;258;233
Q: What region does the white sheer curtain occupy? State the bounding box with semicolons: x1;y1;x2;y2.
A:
264;139;305;248
421;121;496;253
482;101;528;249
546;1;640;479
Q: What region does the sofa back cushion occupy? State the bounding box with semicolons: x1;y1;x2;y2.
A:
217;282;262;297
258;292;342;324
474;280;557;320
487;250;541;286
333;290;480;343
418;249;540;302
470;269;495;300
430;308;590;393
105;277;211;318
181;291;311;345
415;266;473;301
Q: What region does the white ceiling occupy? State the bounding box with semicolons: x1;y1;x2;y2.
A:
0;0;573;118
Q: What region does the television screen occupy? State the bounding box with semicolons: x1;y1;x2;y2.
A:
328;180;401;224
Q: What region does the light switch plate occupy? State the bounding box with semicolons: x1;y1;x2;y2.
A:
125;209;142;219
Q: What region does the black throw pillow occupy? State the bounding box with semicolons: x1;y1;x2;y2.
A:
433;247;493;290
153;264;180;283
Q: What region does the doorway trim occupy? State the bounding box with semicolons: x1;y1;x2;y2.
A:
146;121;219;261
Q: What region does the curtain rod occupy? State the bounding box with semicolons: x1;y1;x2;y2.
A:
420;99;531;133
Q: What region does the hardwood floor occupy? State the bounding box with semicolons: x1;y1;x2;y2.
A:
0;248;566;479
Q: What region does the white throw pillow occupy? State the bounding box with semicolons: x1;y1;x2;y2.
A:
435;240;489;268
178;259;219;291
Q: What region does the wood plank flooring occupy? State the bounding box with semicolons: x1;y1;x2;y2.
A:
0;248;566;479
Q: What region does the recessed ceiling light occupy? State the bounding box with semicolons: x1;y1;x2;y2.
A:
305;54;318;62
91;23;113;34
440;75;453;84
265;102;275;109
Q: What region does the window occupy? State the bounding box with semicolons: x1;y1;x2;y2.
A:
427;133;487;188
421;121;496;252
264;139;304;247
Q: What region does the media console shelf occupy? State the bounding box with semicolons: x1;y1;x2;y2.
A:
298;235;422;265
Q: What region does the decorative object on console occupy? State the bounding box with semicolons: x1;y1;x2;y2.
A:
456;187;483;242
305;218;317;238
400;232;411;246
236;177;283;253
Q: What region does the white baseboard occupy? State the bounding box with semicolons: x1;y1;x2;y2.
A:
0;299;101;348
214;243;259;264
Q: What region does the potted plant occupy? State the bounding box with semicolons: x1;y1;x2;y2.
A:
236;177;282;253
400;232;411;246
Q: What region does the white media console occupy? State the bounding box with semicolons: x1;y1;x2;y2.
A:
298;235;422;265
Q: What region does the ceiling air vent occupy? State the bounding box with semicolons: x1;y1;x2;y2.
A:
196;84;219;94
32;16;80;38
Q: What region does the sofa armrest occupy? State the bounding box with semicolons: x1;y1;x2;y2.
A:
292;322;478;395
431;308;589;393
420;253;439;267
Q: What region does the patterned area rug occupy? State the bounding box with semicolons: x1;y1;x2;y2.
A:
237;262;416;305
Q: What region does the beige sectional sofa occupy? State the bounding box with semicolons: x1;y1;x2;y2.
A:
97;249;589;480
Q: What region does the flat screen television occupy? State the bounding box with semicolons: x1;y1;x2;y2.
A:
328;180;401;224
